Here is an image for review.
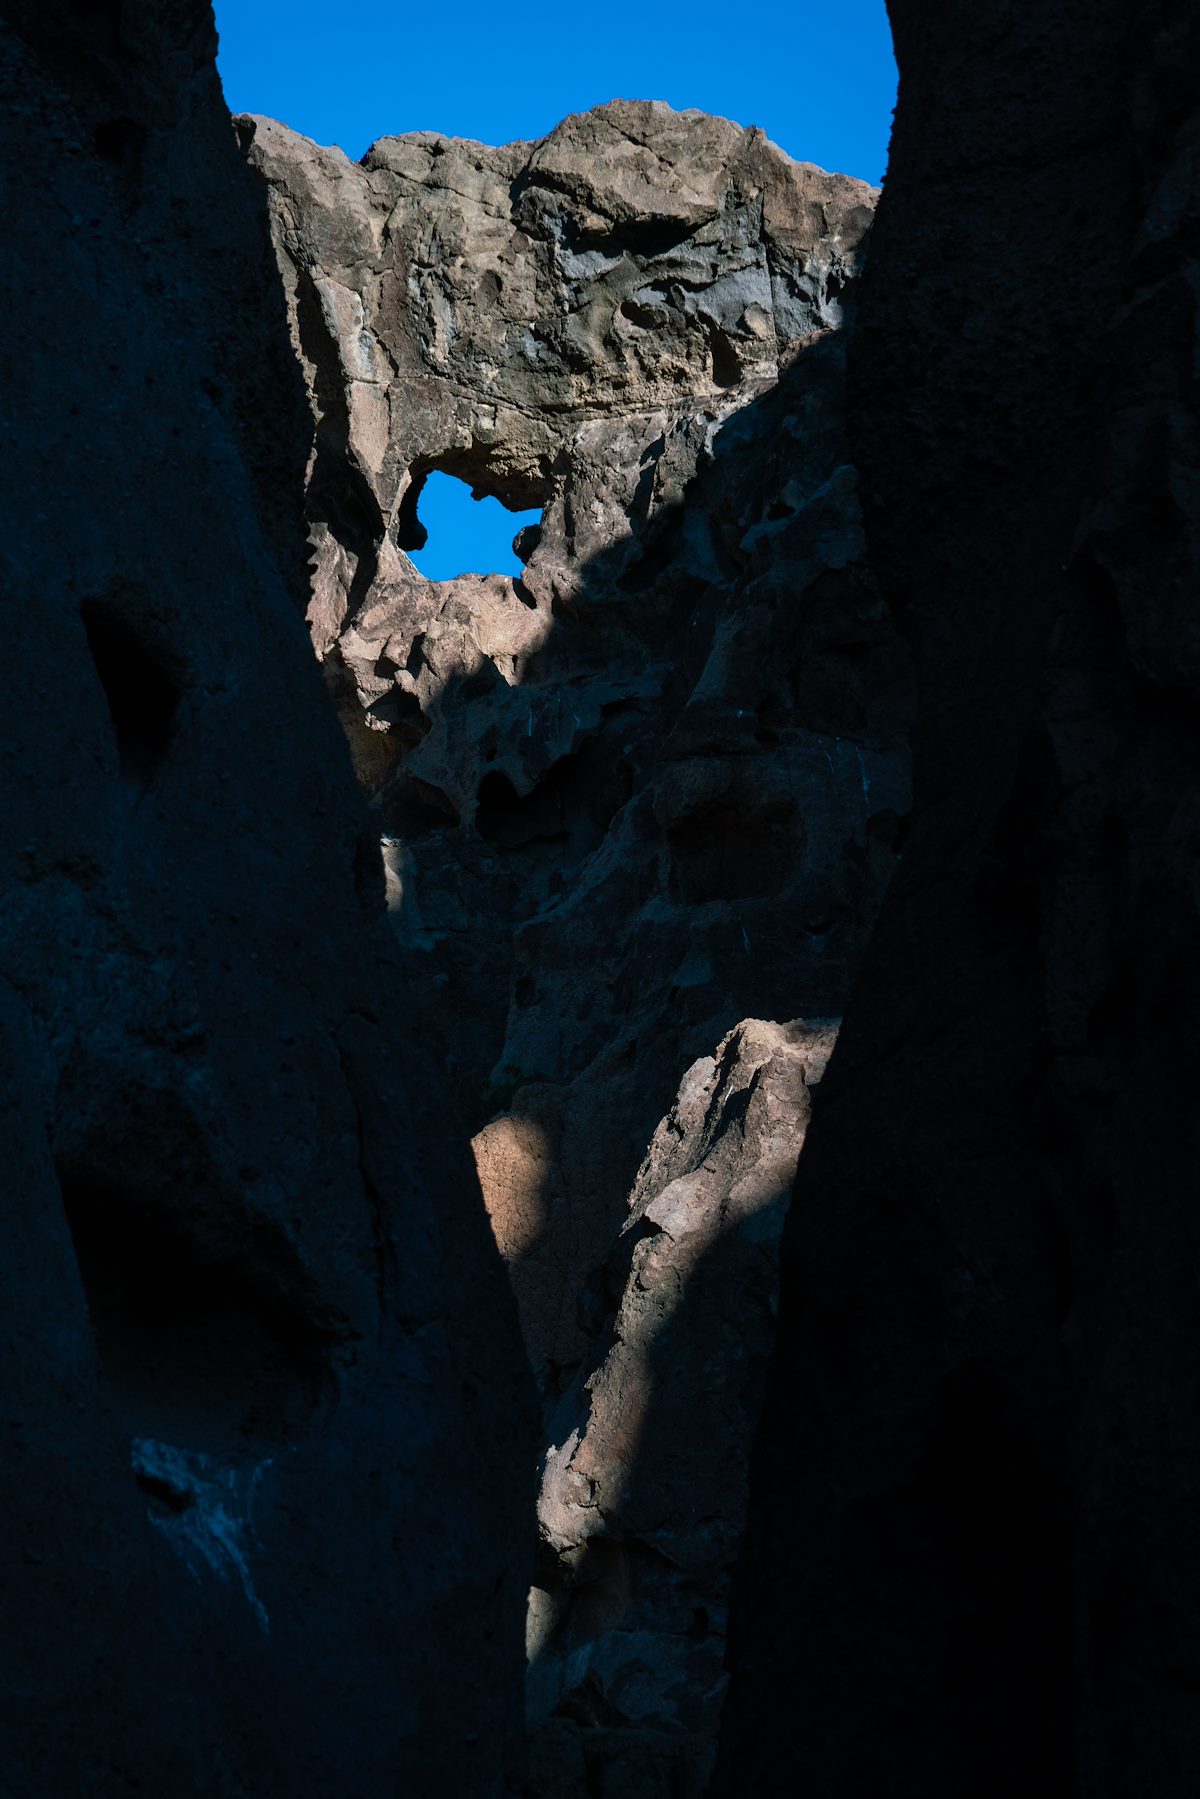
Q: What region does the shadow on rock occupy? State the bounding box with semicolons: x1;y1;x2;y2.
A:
523;1018;839;1797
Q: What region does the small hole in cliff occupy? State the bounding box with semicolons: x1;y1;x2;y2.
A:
476;741;633;865
82;601;180;787
60;1172;330;1451
93;116;147;171
622;296;671;330
709;327;743;389
135;1469;194;1515
403;471;543;581
667;796;801;903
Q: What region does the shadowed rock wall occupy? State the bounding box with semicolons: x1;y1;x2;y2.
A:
717;2;1200;1793
0;2;534;1791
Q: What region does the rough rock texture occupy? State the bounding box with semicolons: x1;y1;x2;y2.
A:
0;3;533;1792
527;1019;837;1797
243;103;911;1407
717;3;1200;1795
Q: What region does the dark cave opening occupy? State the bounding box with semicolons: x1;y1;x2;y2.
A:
475;739;633;864
708;325;743;389
81;600;181;787
60;1170;330;1451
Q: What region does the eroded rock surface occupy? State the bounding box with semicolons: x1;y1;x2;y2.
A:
528;1018;837;1796
243;103;911;1410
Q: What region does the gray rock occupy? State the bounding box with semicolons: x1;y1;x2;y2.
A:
242;98;874;616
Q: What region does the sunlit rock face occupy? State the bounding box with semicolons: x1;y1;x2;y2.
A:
241;99;875;632
244;98;911;1377
245;98;911;1791
0;3;533;1792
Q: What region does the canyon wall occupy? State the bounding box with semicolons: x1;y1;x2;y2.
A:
243;102;912;1790
716;1;1200;1793
10;0;1193;1789
0;3;534;1791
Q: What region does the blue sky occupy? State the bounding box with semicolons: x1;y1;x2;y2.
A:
215;0;896;576
215;0;895;182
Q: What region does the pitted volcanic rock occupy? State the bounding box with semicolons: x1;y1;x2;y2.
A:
244;103;911;1408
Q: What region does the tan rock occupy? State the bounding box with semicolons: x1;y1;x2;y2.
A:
472;1112;555;1259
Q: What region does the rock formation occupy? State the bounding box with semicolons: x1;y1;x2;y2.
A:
0;3;533;1792
716;2;1200;1795
529;1018;837;1796
242;104;912;1789
242;101;911;1406
15;0;1192;1787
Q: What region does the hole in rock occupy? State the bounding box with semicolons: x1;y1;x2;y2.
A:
135;1468;194;1514
61;1171;331;1453
404;471;542;581
382;775;461;840
667;796;801;903
476;740;632;865
82;600;180;787
709;326;743;389
93;116;147;172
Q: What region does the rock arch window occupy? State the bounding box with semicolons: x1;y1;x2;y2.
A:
403;470;542;581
